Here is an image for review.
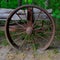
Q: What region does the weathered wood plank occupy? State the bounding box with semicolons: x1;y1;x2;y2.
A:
0;8;52;20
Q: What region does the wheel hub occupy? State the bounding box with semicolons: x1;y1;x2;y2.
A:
26;26;33;35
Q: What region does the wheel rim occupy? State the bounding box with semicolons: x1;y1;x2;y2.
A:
5;5;55;51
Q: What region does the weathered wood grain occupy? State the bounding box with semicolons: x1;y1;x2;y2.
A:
0;8;52;20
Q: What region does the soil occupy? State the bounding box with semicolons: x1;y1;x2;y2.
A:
0;45;60;60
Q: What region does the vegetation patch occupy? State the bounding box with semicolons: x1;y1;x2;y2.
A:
0;30;5;37
0;39;9;46
53;49;59;54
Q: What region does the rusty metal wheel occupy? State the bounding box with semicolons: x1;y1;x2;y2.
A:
5;5;55;51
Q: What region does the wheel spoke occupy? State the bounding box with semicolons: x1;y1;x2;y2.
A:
14;20;25;28
13;13;26;28
19;34;28;49
14;36;21;42
44;31;52;36
9;26;25;32
16;13;23;20
11;31;25;37
35;33;47;41
37;11;43;20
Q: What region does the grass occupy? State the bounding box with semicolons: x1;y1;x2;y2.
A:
0;21;5;26
53;49;59;54
0;39;9;46
0;30;5;37
0;30;8;46
55;19;60;41
55;35;60;41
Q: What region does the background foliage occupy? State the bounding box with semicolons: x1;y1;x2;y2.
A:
47;0;60;19
0;0;60;18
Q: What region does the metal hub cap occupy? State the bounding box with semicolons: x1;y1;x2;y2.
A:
26;26;33;35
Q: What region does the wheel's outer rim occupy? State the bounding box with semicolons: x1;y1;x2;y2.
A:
5;5;55;51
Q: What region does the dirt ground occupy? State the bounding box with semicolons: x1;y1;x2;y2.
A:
0;45;60;60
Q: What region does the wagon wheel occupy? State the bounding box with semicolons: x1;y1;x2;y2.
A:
5;5;55;51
